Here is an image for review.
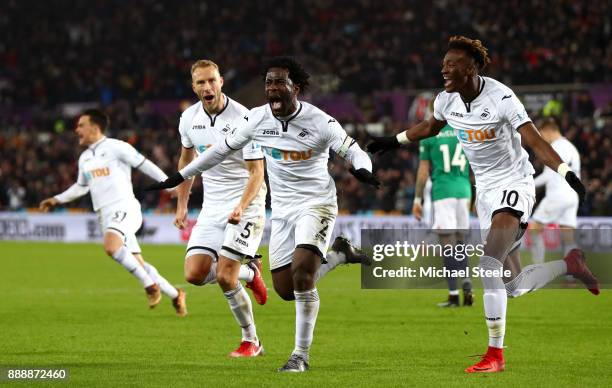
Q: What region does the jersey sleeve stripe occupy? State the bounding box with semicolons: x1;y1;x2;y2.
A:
134;157;146;168
225;139;238;151
515;121;533;132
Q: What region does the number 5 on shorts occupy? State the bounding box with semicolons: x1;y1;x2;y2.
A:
240;222;253;239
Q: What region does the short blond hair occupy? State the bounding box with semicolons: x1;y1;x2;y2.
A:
191;59;220;75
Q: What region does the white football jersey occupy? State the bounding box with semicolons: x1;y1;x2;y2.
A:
433;76;535;190
178;95;266;209
535;137;581;198
75;137;145;211
226;101;353;219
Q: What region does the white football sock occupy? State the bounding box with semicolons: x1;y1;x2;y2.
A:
238;264;254;282
531;232;545;264
224;284;257;343
293;288;320;357
480;255;507;349
505;260;567;298
315;251;346;281
143;262;179;299
111;246;154;288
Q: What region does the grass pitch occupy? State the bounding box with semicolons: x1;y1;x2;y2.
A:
1;242;611;387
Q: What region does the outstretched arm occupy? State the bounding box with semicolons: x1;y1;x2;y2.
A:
137;159;168;182
367;116;446;154
147;117;256;191
40;182;90;211
180;139;240;180
519;122;585;203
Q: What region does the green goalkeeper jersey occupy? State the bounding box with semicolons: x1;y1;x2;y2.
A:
419;125;471;201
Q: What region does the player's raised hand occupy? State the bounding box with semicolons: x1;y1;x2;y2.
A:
565;171;586;205
39;197;59;212
412;201;423;221
227;204;243;225
366;135;400;154
349;167;381;189
145;172;185;191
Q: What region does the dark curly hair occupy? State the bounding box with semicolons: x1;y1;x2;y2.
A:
262;56;310;93
448;36;491;71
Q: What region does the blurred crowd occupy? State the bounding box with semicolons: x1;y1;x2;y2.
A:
1;0;610;106
0;0;610;216
1;97;610;216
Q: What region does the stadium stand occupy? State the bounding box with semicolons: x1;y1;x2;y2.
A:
0;1;610;215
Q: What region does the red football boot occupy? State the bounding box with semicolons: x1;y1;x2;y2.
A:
564;248;600;295
245;257;268;305
229;340;264;358
465;346;505;373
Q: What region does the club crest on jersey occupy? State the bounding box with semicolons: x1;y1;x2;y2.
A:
263;146;313;161
222;124;232;133
457;128;496;142
480;108;491;119
192;124;206;130
298;129;309;138
259;128;281;137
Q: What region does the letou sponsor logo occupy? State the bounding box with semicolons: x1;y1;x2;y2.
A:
457;128;496;142
263;147;313;161
84;167;110;180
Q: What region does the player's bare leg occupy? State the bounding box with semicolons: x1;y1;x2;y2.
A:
217;256;263;358
276;247;321;372
133;253;186;316
184;253;216;286
102;231;159;307
185;252;257;288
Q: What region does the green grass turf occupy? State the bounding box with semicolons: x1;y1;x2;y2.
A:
1;241;611;387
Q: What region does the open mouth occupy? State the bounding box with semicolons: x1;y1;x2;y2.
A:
443;76;452;88
204;95;214;102
268;96;283;111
